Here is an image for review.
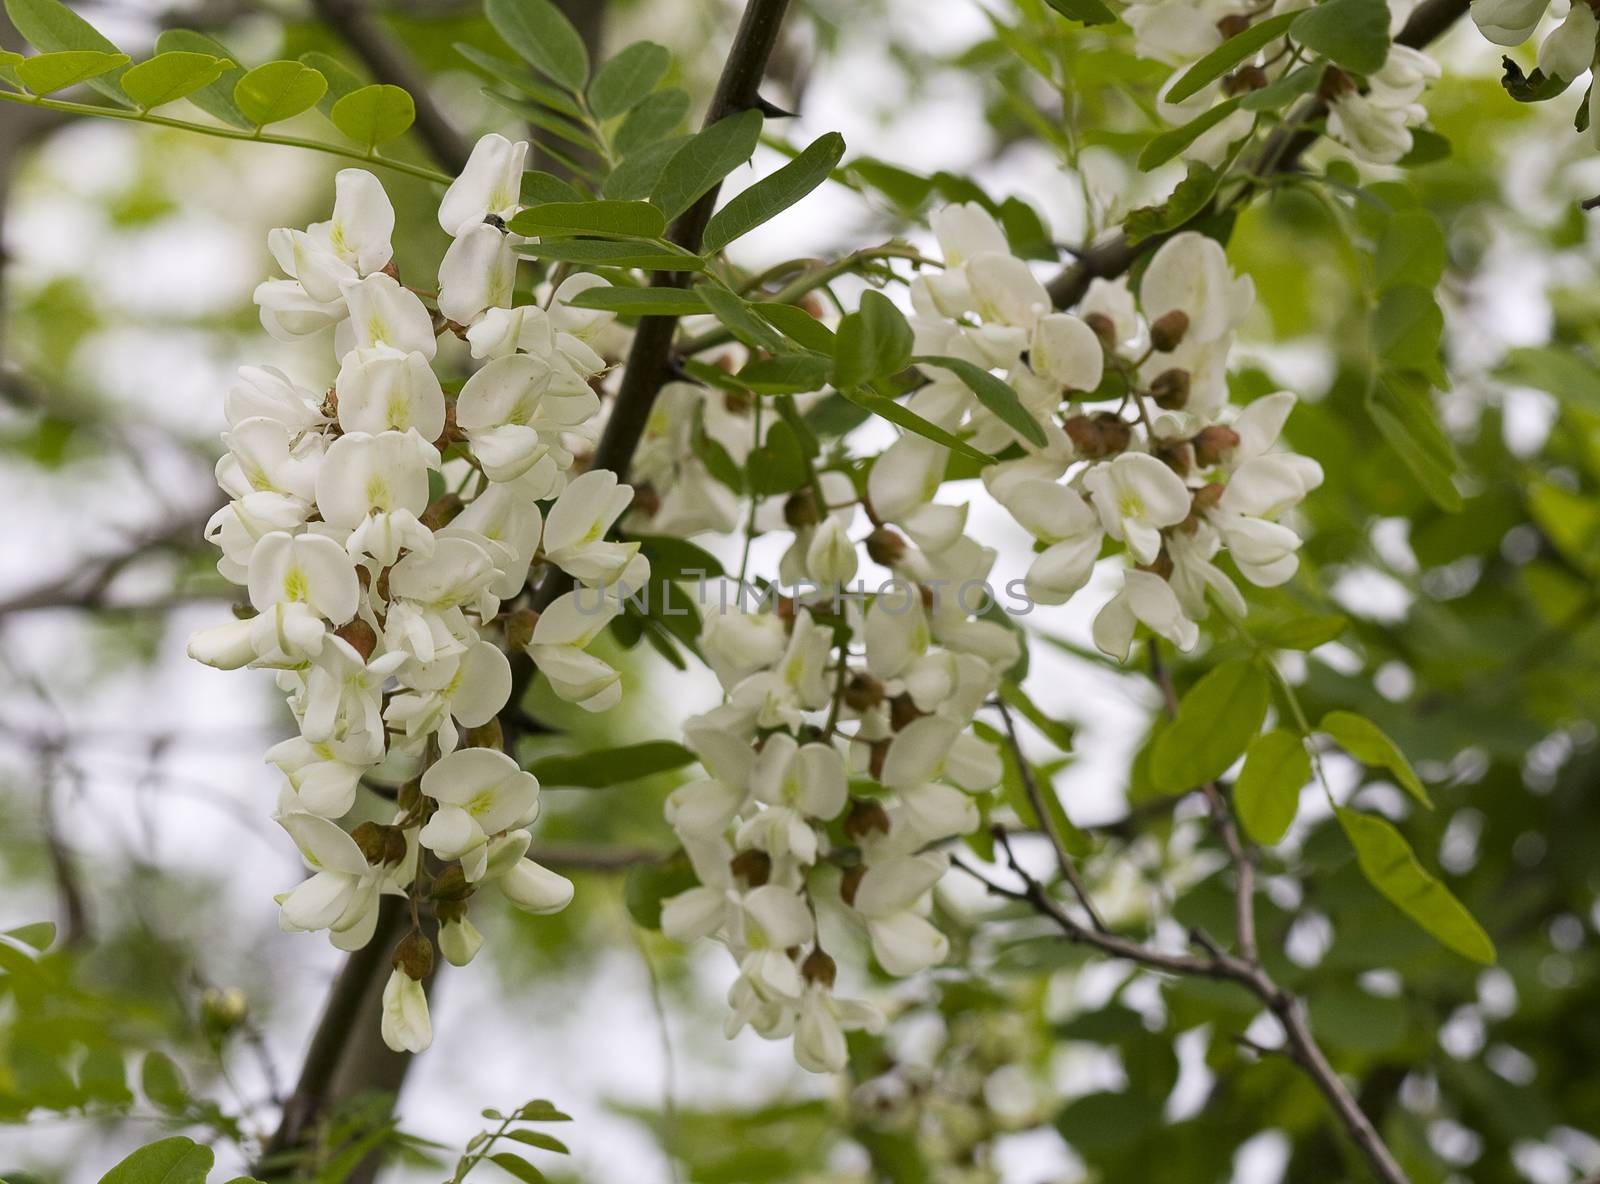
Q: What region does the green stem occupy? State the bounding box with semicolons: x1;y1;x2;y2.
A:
0;89;454;185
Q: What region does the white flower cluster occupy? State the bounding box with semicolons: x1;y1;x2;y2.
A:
1128;0;1440;166
187;134;648;1053
659;512;1024;1072
1471;0;1600;140
904;203;1323;660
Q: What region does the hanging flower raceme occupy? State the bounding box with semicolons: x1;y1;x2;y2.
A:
188;140;649;1054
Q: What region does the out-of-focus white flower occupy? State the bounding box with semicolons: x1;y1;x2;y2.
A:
381;968;432;1053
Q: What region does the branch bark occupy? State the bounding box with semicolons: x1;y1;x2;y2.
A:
308;0;472;175
1045;0;1471;309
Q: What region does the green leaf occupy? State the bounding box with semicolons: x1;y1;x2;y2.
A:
833;290;913;388
299;49;362;115
516;1099;574;1122
634;535;725;580
526;740;696;788
1149;659;1271;793
1499;345;1600;415
154;29;249;128
1166;12;1298;104
1336;807;1495;964
1233;730;1311;845
624;850;698;930
234;60;327;127
330;83;415;149
1254;611;1348;650
603;135;691;201
745;417;811;495
1137;97;1242;171
98;1136;213;1184
15;48;127;94
694;281;788;353
915;354;1047;447
508;200;667;239
1124;161;1220;245
736;353;831;394
1500;54;1574;102
757;303;836;352
1291;0;1392;75
615;87;690;155
651;108;765;223
488;1152;548;1183
837;386;995;465
1368;370;1461;511
588;40;669;119
1320;710;1431;808
521;170;584;204
1375;209;1446;291
505;1129;571;1154
516;239;703;271
453;43;583;117
484;91;598;154
120;51;231;110
3;920;55;950
1042;0;1115;25
702;132;846;254
484;0;589;91
4;0;130;104
139;1051;187;1111
1239;60;1327;112
567;286;708;317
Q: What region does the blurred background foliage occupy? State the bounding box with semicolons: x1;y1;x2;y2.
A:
1;0;1599;1182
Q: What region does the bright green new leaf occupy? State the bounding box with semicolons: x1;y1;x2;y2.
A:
1150;659;1270;793
567;287;709;317
234;60;327;128
525;741;696;788
651;108;764;223
1254;612;1348;650
3;920;55;950
5;0;131;104
702;132;847;254
736;354;832;394
833;291;913;388
154;29;249;128
508;200;667;239
1337;807;1495;964
120;51;231;110
489;1152;548;1183
1376;209;1447;291
1291;0;1392;75
1166;12;1298;104
484;0;589;91
1321;710;1431;808
1138;98;1242;171
915;354;1048;447
15;49;126;95
1234;730;1311;845
98;1136;213;1184
1368;370;1461;511
506;1129;571;1154
588;40;670;119
330;83;414;149
140;1050;187;1111
300;51;362;112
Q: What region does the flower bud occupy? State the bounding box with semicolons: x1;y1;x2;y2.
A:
1149;310;1190;353
1192;482;1227;514
463;717;504;750
392;930;435;981
352;820;389;865
1064;413;1132;459
200;986;249;1034
632;483;661;518
844;797;891;840
807;518;859;585
1193;425;1241;467
1083;311;1118;351
501;859;575;915
397;779;422;813
431;863;472;901
868;738;889;781
503;608;539;652
1138;550;1174;580
843;673;886;712
1156;440;1196;478
889;693;926;732
1224;64;1270;95
1150;368;1191;410
335;619;378;662
784;489;820;528
729;848;772;888
840;865;866;907
1216;13;1250;37
801;948;837;989
187;619;257;670
1318;66;1357;102
1096;413;1133;454
439;916;484;967
865;527;908;567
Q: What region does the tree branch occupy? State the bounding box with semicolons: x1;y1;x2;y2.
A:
1045;0;1471;309
308;0;471;175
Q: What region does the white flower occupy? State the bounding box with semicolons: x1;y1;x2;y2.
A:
805;517;858;586
438;222;517;327
267;169;394;303
466;303;554;360
217;417;321;502
341;273;438;359
499;856;575;914
315;430;437;565
966;253;1050;331
1031;313;1105;392
727;609;834;729
417;748;540;878
335;348;446;440
542;469;645;588
439;916;485;966
1081;453;1192;564
985;472;1103;605
381;968;432;1053
851;853;950;976
455;353;599;483
297;635;406;749
701;604;788;689
438;132;529;236
1139;232;1253;346
930;202;1009;266
1470;0;1549;45
275;812;382;944
1091;568;1200;661
385;640;513;753
794;984;884;1074
255;279;344;341
527;590;623;711
265;737;370;818
226;366;326;433
247;532;361;625
1537;3;1597;80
